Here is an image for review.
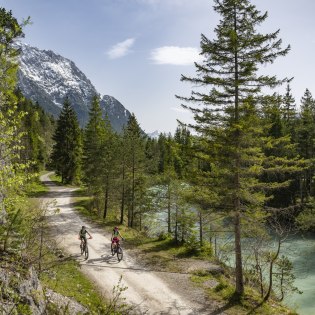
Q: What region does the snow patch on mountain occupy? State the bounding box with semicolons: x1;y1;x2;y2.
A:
147;130;160;139
16;42;131;131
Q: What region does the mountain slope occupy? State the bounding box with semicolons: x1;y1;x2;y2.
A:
17;43;130;132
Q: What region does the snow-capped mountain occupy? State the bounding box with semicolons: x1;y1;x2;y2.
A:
147;130;160;139
17;42;131;132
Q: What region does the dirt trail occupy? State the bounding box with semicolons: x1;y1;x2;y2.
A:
41;173;213;315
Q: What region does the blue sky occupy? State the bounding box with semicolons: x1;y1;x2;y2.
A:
1;0;314;134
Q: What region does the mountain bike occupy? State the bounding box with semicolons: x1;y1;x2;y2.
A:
80;236;92;259
111;240;123;261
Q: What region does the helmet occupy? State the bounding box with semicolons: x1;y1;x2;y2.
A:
82;226;86;229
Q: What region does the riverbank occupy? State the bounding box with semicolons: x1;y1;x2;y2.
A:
282;234;315;315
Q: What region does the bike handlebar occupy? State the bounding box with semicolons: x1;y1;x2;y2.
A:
78;236;93;240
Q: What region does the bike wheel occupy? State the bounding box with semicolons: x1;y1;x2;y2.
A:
84;244;89;259
111;243;115;256
117;247;123;261
80;243;83;255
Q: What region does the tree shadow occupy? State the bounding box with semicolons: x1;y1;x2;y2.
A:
245;300;266;315
208;301;236;315
87;254;121;265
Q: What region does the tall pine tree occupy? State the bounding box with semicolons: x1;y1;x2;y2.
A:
83;95;107;210
296;89;315;200
51;97;82;184
282;83;297;137
122;114;145;227
177;0;290;295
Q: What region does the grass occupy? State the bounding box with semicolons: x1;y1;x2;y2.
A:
48;173;63;185
190;271;298;315
40;258;108;313
25;177;49;197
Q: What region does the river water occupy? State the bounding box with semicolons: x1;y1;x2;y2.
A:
144;211;315;314
282;234;315;315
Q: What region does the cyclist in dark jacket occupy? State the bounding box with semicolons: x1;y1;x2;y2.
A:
79;226;92;243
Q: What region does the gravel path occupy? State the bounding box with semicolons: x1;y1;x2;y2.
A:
41;173;224;315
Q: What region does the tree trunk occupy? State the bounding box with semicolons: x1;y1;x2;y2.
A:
167;182;171;233
264;237;281;301
103;178;109;220
139;212;142;231
120;163;125;224
233;3;244;296
175;204;178;244
199;211;203;247
234;210;244;295
254;250;264;297
38;225;44;274
130;155;135;227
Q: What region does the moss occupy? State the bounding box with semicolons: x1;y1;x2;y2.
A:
16;303;32;315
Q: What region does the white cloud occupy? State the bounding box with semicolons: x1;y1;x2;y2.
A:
107;38;135;59
150;46;202;65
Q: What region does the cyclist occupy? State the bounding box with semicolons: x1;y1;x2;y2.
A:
78;225;92;247
111;226;124;251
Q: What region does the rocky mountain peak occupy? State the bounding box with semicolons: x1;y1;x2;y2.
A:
16;42;131;132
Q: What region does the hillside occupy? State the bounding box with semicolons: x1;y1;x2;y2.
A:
17;42;131;132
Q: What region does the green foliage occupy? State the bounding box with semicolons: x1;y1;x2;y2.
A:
50;97;82;184
0;8;28;104
273;255;302;301
122;114;146;227
157;232;172;241
82;95;121;220
104;276;135;315
15;91;55;171
0;7;33;253
16;304;32;315
83;95;108;191
282;84;297;137
25;177;49;197
296;198;315;230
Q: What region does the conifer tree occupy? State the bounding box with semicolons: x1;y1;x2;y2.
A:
100;114;118;220
156;133;179;233
260;96;303;209
297;89;315;160
177;0;290;295
83;95;107;211
123;114;145;227
282;83;297;137
51;97;82;184
296;89;315;200
144;137;160;175
173;126;192;179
